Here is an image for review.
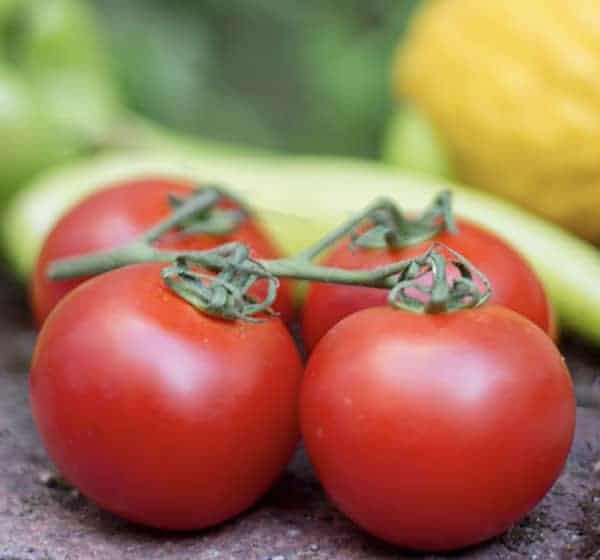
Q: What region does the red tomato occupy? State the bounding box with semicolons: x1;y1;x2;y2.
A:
302;220;554;351
31;178;294;326
30;264;303;530
300;305;575;551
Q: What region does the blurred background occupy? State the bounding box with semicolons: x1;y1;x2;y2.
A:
92;0;421;157
0;0;428;210
0;0;421;168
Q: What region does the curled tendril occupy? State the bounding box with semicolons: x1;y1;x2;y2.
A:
161;244;279;322
388;242;492;314
352;190;457;250
168;186;246;237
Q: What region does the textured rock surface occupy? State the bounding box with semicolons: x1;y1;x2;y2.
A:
0;269;598;559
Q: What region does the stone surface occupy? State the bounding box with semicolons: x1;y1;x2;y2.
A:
0;268;598;559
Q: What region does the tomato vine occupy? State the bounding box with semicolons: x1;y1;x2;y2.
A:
47;188;491;320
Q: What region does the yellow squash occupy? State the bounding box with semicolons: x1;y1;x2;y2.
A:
395;0;600;242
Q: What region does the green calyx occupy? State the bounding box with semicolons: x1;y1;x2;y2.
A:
168;190;246;237
388;243;491;314
162;246;278;323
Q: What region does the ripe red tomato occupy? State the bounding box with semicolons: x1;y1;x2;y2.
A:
302;220;554;351
31;178;294;326
30;264;303;530
300;305;575;552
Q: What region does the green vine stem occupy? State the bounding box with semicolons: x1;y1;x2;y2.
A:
293;190;456;262
295;197;395;261
352;190;456;250
142;187;222;243
47;189;491;320
168;193;246;236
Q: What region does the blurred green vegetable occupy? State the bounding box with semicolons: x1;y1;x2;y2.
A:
0;0;121;199
92;0;422;157
382;105;454;179
95;0;268;147
0;65;65;191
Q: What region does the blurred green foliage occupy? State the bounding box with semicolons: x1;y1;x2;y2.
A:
0;0;120;199
93;0;422;157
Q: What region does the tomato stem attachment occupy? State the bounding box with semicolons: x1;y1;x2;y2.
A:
162;245;279;322
389;243;492;314
47;188;491;320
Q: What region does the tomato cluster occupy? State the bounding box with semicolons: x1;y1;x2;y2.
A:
29;179;575;552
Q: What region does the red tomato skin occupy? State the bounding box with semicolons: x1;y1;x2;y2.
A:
30;264;303;530
31;178;294;326
300;306;575;551
301;220;554;351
